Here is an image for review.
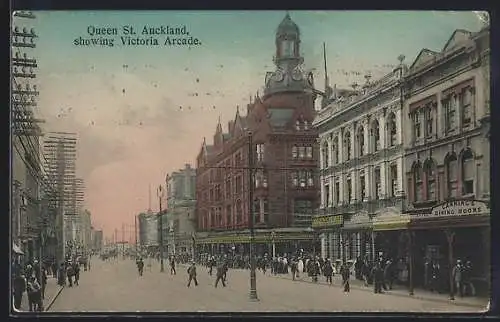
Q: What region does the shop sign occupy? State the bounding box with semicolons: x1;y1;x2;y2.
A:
429;200;489;218
312;214;343;229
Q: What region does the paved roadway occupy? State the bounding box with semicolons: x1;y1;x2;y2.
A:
48;259;486;313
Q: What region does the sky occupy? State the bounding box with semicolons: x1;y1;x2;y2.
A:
20;10;485;240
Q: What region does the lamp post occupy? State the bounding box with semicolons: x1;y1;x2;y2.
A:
271;231;276;259
157;185;165;272
247;131;259;301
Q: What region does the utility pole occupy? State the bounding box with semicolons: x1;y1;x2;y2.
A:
247;131;258;301
122;223;125;258
157;185;165;272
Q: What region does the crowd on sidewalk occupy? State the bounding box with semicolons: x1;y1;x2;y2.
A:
12;253;92;312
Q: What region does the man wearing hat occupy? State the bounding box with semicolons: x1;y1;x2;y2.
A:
187;261;198;287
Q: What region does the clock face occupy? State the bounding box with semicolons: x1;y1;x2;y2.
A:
274;69;284;82
292;67;303;81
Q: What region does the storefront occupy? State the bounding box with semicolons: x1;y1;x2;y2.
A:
195;228;316;257
372;211;411;262
342;211;374;262
312;214;344;261
408;199;490;298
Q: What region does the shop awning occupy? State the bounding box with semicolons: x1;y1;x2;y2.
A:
373;214;410;231
343;212;372;230
13;243;23;255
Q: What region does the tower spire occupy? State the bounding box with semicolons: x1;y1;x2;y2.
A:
323;42;329;92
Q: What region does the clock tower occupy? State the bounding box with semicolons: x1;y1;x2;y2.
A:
264;13;314;98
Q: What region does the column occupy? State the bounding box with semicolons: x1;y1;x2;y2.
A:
338;130;344;164
329;176;334;207
380;161;387;199
364;119;370;155
339;173;345;204
351;169;357;203
339;232;344;262
366;166;372;200
356;232;361;258
319;139;324;169
320;234;326;259
351;123;356;158
320;178;326;208
436;92;444;136
379;114;386;150
259;198;264;223
328;233;334;260
395;108;403;145
327;137;333;166
397;156;404;196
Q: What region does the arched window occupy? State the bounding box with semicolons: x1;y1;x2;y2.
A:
344;131;352;161
413;162;423;202
445;154;458;198
322;142;329;168
461;149;474;195
371;120;380;152
357;126;365;156
387;113;397;147
332;136;339;164
424;159;437;201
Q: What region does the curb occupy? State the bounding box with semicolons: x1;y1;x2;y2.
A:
45;285;65;312
271;275;486;309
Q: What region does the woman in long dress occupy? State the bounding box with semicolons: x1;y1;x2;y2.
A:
297;258;304;277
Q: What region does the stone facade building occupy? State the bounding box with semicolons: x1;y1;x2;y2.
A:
195;13;320;255
164;164;197;256
403;26;490;295
313;62;407;263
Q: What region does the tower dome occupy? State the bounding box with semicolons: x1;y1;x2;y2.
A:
276;13;300;38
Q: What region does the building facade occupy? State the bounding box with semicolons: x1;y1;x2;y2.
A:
11;11;44;263
138;211;158;249
195;13;319;256
403;26;490;295
313;61;407;263
164;164;197;256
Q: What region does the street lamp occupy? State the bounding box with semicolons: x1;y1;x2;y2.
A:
271;231;276;259
157;185;165;272
247;131;259;301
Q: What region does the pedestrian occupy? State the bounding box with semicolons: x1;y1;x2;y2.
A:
222;257;229;284
208;256;215;276
323;259;334;285
452;259;464;297
214;262;226;288
187;261;198;287
137;257;144;276
26;275;43;311
13;271;26;311
73;261;80;286
66;262;75;287
170;256;176;275
40;267;47;300
372;262;384;294
340;262;350;292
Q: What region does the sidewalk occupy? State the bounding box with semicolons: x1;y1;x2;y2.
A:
270;271;489;309
17;276;64;312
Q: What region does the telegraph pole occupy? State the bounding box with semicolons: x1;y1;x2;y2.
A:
122;223;125;258
134;215;138;254
247;131;258;301
157;185;165;272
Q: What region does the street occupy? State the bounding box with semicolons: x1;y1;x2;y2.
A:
48;259;486;312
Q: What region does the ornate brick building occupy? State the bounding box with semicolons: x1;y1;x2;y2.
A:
195;13;320;256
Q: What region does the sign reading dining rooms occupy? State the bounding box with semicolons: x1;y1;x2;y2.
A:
430;200;489;218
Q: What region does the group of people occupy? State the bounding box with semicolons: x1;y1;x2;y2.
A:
12;259;48;312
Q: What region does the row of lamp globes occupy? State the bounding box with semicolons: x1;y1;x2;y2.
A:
12;36;36;45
